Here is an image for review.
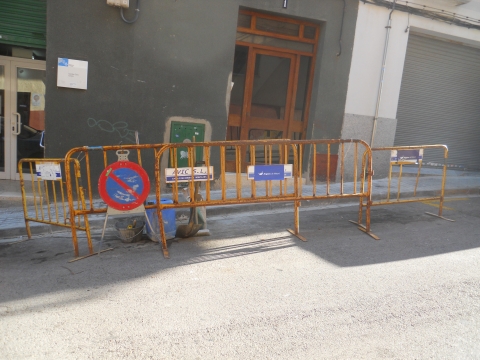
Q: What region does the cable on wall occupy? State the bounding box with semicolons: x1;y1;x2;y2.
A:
121;0;140;24
337;0;347;56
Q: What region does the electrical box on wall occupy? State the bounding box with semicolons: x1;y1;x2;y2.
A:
170;122;206;168
107;0;129;8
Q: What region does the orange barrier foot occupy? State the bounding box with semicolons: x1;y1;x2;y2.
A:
348;220;380;240
287;228;307;242
425;212;455;222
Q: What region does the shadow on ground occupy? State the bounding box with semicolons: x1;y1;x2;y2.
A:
1;196;479;306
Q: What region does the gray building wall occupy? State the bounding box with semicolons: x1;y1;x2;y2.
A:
45;0;358;177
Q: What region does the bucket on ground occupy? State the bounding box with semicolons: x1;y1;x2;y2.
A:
115;218;145;243
145;199;176;241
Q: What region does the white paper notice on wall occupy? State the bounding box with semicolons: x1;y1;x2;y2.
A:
57;58;88;90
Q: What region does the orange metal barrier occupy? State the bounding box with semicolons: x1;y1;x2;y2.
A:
64;144;165;257
18;158;93;252
352;144;453;231
153;139;375;258
62;139;374;259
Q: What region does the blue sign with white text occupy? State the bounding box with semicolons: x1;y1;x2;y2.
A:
391;149;423;163
252;165;285;181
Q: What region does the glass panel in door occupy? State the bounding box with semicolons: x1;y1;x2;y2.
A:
246;51;294;164
249;52;290;123
15;67;46;173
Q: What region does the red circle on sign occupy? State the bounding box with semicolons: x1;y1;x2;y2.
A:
98;161;150;211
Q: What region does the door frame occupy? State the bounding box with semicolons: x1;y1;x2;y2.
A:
0;55;46;180
0;57;12;179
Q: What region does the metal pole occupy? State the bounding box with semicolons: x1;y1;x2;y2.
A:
371;0;397;148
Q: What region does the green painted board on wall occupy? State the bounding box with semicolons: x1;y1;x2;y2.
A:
169;122;205;168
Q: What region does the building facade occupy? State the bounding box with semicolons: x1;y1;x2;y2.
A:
344;0;480;171
44;0;358;179
1;0;479;181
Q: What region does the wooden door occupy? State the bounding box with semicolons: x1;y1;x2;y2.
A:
226;10;320;171
241;48;296;142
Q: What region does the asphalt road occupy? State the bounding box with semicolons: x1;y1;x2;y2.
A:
1;196;479;359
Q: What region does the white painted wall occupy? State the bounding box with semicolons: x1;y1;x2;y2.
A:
345;0;480;119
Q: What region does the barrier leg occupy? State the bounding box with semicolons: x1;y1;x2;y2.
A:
350;159;379;239
288;200;306;242
426;192;454;221
349;196;367;228
358;196;363;225
157;205;170;258
365;198;372;233
354;201;380;240
69;218;80;257
294;200;299;234
66;174;80;257
25;220;32;239
413;161;422;196
424;156;454;222
80;188;94;254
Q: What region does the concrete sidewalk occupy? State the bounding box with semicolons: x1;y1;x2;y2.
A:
1;167;479;240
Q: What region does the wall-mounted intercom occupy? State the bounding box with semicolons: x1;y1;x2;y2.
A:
107;0;129;8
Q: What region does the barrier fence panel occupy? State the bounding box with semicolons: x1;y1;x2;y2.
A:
62;139;373;259
154;139;374;258
18;158;92;253
352;144;454;231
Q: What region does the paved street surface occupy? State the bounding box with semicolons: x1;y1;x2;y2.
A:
1;196;479;359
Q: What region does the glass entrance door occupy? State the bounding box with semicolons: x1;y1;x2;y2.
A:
0;57;46;180
227;46;310;169
228;46;296;143
226;10;319;171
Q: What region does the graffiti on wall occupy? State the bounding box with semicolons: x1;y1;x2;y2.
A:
87;118;136;144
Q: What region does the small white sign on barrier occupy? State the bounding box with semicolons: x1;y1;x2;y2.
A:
391;149;424;164
165;166;214;183
35;162;62;180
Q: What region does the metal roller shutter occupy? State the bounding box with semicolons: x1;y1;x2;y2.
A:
395;34;480;170
0;0;47;48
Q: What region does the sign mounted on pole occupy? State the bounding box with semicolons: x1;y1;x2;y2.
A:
98;161;150;211
247;164;293;181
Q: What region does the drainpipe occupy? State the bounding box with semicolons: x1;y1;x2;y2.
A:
371;0;396;147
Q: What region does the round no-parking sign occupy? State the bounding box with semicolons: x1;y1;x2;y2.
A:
98;161;150;211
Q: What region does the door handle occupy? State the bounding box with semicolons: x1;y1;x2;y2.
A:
39;131;45;148
12;112;21;135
